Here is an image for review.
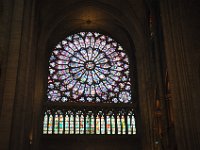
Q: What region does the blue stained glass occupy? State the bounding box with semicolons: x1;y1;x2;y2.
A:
86;115;90;134
127;115;131;134
74;70;84;79
59;114;64;134
48;32;131;103
75;115;80;134
70;115;74;134
65;114;69;134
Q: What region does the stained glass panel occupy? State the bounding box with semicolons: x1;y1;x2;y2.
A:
65;114;69;134
48;32;132;103
48;114;53;134
117;115;121;134
91;115;95;134
96;115;100;134
80;114;84;134
132;115;136;134
127;115;132;134
106;115;111;134
54;113;59;134
121;115;126;134
69;114;74;134
59;113;64;134
111;115;115;134
101;115;105;134
75;114;80;134
43;112;48;134
43;110;136;135
86;115;90;134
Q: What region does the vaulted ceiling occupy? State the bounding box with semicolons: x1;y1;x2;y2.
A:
36;0;147;57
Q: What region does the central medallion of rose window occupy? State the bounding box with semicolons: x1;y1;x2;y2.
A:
85;61;95;70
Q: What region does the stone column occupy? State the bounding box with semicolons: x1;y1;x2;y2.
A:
0;0;37;150
160;0;200;149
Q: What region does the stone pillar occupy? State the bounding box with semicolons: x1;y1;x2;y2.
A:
0;0;37;150
160;0;200;149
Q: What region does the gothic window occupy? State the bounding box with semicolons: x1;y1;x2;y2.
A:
43;32;136;135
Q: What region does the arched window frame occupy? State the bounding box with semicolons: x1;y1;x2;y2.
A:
42;32;137;135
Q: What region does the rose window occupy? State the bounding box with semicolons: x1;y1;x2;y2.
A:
48;32;132;103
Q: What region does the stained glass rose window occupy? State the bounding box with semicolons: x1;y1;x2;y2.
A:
47;32;131;103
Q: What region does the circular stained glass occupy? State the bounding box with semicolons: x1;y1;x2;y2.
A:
47;32;131;103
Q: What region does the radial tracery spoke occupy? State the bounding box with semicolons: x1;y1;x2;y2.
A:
94;69;105;80
71;56;84;64
87;71;93;85
91;49;99;60
78;36;85;48
95;58;109;64
85;36;91;48
78;84;85;95
80;71;88;83
80;49;88;60
95;66;109;75
68;42;78;51
94;53;105;63
87;47;93;60
74;51;86;61
91;70;100;83
74;70;85;79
